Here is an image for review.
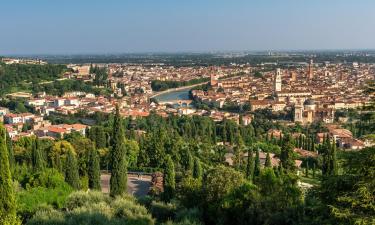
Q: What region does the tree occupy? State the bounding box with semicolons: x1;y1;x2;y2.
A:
50;141;76;173
88;126;107;149
0;124;20;224
246;148;254;181
125;139;139;167
280;135;296;171
109;105;127;196
330;140;338;176
193;157;203;179
163;155;175;201
181;149;194;175
88;148;101;190
6;131;15;175
265;152;272;168
254;149;261;177
305;162;309;177
31;138;45;172
65;149;80;190
203;166;245;224
320;147;375;224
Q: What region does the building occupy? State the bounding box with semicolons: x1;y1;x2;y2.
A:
308;59;314;80
294;99;335;124
4;113;34;124
274;68;282;92
210;73;218;86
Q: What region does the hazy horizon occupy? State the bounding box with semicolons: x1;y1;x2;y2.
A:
2;0;375;55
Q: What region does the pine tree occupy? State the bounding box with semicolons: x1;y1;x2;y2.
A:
163;155;175;201
193;157;203;179
110;105;128;196
254;149;261;177
88;147;101;190
265;152;272;168
246;148;254;181
0;125;19;224
65;149;80;189
32;138;45;172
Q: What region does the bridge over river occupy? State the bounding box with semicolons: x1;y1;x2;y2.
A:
158;99;193;107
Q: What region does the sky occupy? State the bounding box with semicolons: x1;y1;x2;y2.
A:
1;0;375;54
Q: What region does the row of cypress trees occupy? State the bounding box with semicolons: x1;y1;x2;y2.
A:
0;124;20;224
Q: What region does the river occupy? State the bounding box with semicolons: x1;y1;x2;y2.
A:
154;88;191;102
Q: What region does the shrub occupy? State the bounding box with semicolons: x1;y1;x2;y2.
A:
27;191;155;225
17;186;72;221
64;191;110;210
150;201;176;222
20;169;67;189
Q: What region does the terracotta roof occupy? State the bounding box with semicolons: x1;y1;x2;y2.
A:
48;127;66;133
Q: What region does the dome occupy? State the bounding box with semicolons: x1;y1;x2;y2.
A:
304;99;315;106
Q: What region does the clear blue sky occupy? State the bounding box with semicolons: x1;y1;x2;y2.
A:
1;0;375;54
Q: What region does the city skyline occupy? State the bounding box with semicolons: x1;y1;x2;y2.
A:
1;0;375;54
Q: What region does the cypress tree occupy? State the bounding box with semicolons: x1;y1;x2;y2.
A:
110;105;127;197
280;135;296;171
0;125;19;224
312;163;316;178
88;147;101;190
193;157;203;179
246;148;254;181
321;135;331;176
330;140;338;175
298;135;303;148
265;152;272;168
65;149;80;189
305;162;309;177
5;131;15;175
254;149;261;177
163;155;175;201
186;151;194;174
32;138;45;172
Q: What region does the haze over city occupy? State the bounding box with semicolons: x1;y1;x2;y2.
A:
1;0;375;54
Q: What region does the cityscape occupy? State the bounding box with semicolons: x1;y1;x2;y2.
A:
0;1;374;225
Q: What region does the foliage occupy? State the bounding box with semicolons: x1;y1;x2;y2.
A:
27;191;154;225
109;106;127;196
87;148;101;190
320;147;375;224
163;155;176;201
280;135;296;171
192;157;203;179
65;149;80;190
31;138;45;172
0;63;67;95
0;124;20;224
150;201;176;222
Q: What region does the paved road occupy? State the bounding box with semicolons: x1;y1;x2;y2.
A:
101;173;152;197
